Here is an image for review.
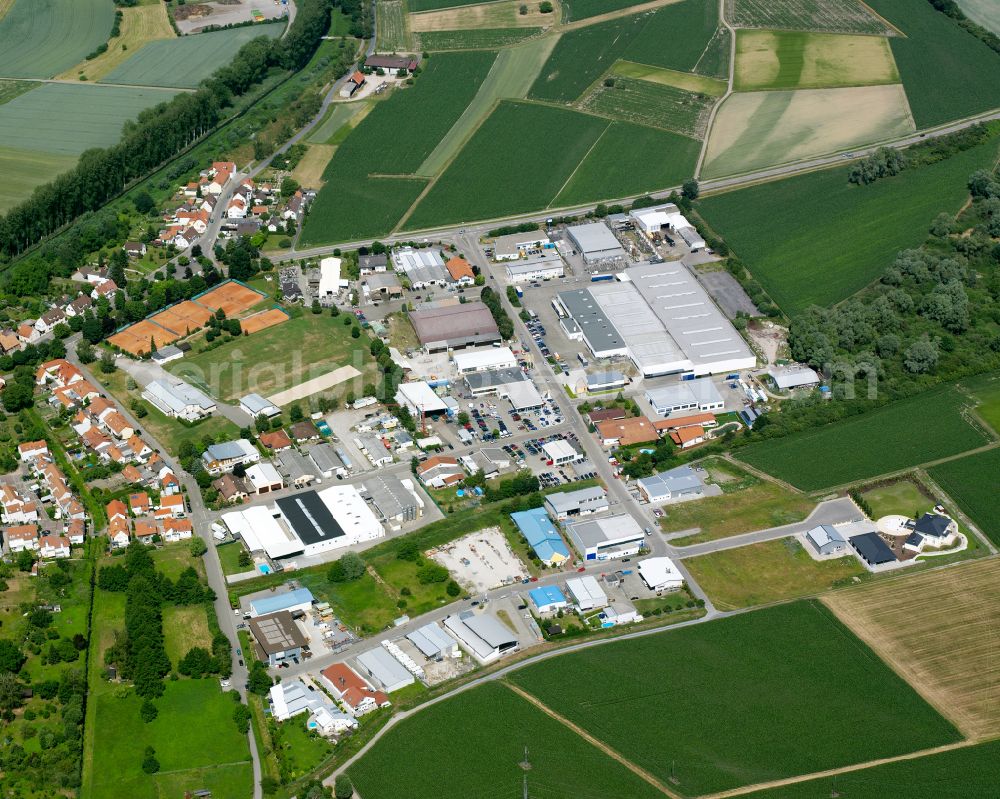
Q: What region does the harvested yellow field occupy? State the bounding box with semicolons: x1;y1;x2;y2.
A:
0;0;14;22
735;30;899;91
613;60;727;96
410;0;557;31
292;143;336;188
701;83;915;178
824;557;1000;740
59;3;175;81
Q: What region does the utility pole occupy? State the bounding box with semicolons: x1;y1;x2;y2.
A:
523;774;528;799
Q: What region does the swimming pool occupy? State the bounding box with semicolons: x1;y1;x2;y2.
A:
258;564;271;575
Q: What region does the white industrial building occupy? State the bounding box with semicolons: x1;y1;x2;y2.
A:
504;253;565;283
544;486;609;520
142;379;216;421
646;379;725;416
566;575;609;611
566;222;626;264
805;524;848;556
638;557;684;592
555;263;755;378
318;256;344;300
395;381;448;417
355;647;415;693
240;393;281;419
392;247;448;288
406;623;459;660
542;439;582;466
222;504;303;559
629;204;688;237
499;379;546;412
453;347;517;374
566;514;645;561
766;366;821;391
636;465;704;503
444;612;519;664
492;230;551;261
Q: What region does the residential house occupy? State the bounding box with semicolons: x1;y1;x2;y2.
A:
7;524;40;552
289;421;321;443
39;535;71;559
155;494;185;520
34;308;67;335
595;417;658;448
320;663;390;717
214;473;252;504
64;294;93;317
108;517;131;548
445;256;475;286
90;280;119;301
259;430;293;452
201;439;261;475
134;519;158;542
416;456;463;488
18;441;49;463
163;519;193;542
65;519;86;545
128;492;151;516
17;323;40;344
123;241;147;258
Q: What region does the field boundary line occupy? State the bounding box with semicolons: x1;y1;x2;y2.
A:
560;0;686;32
917;467;997;554
548;119;612;205
697;739;979;799
856;0;906;38
695;0;735;178
501;681;685;799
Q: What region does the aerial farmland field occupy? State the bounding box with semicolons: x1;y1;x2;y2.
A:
416;26;542;50
927;448;1000;546
726;0;897;35
701;83;914;179
697;129;1000;313
866;0;1000;128
582;77;714;138
404;101;609;229
612;60;727;95
376;0;410;51
100;22;285;88
0;0;116;78
957;0;1000;35
562;0;656;22
509;601;960;796
734;30;900;91
824;557;1000;739
622;0;723;74
962;371;1000;434
347;682;670;799
553;121;701;205
409;0;555;32
407;0;484;10
735;386;990;491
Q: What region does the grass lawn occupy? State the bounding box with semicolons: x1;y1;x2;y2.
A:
152;542;203;581
697;128;1000;313
348;682;670;799
276;721;334;781
662;475;815;545
928;447;1000;546
740;739;1000;799
684;538;866;610
509;601;961;796
163;604;213;668
962;370;1000;435
166;313;374;402
859;479;934;520
736;386;990;491
217;540;250;575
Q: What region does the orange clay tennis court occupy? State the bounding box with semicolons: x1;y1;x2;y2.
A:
196;282;265;317
108;320;180;356
240;307;290;335
148;300;214;336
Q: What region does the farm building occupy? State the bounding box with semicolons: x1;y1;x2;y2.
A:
249;587;315;618
511;507;571;566
566;575;609;611
544;486;608;521
248;611;307;667
395;381;449;417
638;557;684;592
492;230;551;261
646;379;725;416
355;647;415;693
409;302;500;352
850;532;898;568
406;623;459;660
453;346;517;374
142;379;216;421
504;253;565;283
766;366;821;391
637;465;704;504
566;514;645;561
529;585;568;614
365;54;419;75
805;525;847;556
566;222;626;264
444;612;519;664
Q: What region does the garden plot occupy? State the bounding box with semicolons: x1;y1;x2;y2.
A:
734;30;900;91
701;83;914;179
726;0;899;35
409;0;556;32
430;527;528;593
582;77;714;139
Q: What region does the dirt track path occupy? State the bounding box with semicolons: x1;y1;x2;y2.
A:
561;0;685;31
502;681;685;799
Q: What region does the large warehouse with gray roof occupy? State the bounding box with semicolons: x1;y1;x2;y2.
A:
554;263;755;378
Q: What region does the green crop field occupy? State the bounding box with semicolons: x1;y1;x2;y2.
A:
740;739;1000;799
694;25;731;78
301;50;497;244
727;0;896;35
697;130;1000;313
928;448;1000;546
736;387;990;491
623;0;722;73
0;79;34;106
408;0;481;10
957;0;1000;35
563;0;653;22
510;601;960;796
963;371;1000;434
553;121;700;206
866;0;1000;128
583;77;713;138
376;0;409;51
0;0;116;78
417;26;541;50
308;101;364;144
0;146;77;213
100;22;285;88
404;101;609;229
349;682;670;799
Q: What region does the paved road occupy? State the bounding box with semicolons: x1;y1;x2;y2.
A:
664;497;861;559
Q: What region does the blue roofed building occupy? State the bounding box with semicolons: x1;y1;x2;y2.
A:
529;585;568;614
249;587;315;618
511;507;571;566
